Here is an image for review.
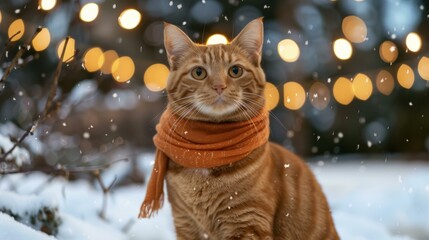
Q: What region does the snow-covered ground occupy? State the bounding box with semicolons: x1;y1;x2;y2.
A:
0;156;428;240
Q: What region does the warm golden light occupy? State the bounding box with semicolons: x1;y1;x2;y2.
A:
333;77;354;105
376;70;394;96
57;37;76;62
118;9;141;30
277;39;300;62
309;82;330;110
264;82;280;111
342;16;367;43
333;38;353;60
83;47;104;72
352;73;373;101
283;82;306;110
206;34;228;45
112;56;135;82
144;63;170;92
379;41;398;63
100;50;119;74
8;19;25;42
32;27;51;51
397;64;415;89
39;0;56;11
80;3;99;22
405;32;422;52
418;56;429;81
0;11;2;24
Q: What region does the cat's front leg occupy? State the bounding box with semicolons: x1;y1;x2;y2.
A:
173;214;205;240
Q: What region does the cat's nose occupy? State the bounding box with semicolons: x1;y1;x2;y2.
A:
212;84;226;94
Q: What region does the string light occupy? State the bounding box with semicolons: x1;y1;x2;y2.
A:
283;82;306;110
118;9;142;30
206;34;228;45
397;64;415;89
144;63;169;91
32;27;51;51
333;38;353;60
83;47;104;72
264;82;279;111
100;50;119;74
379;41;398;63
352;73;373;101
112;56;135;82
39;0;56;11
376;70;395;96
342;16;367;43
57;37;76;62
405;32;422;52
333;77;354;105
417;56;429;81
8;19;25;42
309;82;330;110
277;39;300;62
80;3;99;23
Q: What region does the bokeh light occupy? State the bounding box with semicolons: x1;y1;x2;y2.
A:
376;70;395;95
417;56;429;81
80;3;99;23
100;50;119;74
277;39;300;62
8;19;25;42
206;34;228;45
144;63;169;92
0;11;2;24
118;9;142;30
32;27;51;52
405;32;422;52
397;64;415;89
57;37;76;63
333;77;354;105
264;82;280;111
283;82;306;110
309;82;330;110
333;38;353;60
83;47;104;72
39;0;56;11
352;73;373;101
342;15;367;43
379;41;398;63
112;56;135;83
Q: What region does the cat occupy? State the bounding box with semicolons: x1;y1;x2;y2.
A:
140;18;339;240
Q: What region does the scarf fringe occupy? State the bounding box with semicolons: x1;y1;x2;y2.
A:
138;194;164;218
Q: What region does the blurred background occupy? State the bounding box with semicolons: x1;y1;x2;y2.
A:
0;0;429;170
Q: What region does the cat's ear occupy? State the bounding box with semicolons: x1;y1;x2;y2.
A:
231;17;264;66
164;22;196;70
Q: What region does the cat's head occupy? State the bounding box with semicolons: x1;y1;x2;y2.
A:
164;18;265;122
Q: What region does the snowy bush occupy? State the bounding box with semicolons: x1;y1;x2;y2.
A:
0;134;30;169
0;191;61;236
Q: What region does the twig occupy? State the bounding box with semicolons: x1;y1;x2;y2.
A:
0;35;72;164
0;30;22;63
43;36;70;117
0;27;42;85
0;156;128;174
93;170;118;220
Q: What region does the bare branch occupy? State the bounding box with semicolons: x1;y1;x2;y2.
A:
93;170;118;220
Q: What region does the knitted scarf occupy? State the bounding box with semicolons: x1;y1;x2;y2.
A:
139;108;270;218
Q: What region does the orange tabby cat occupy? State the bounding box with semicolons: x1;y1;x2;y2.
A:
140;18;339;240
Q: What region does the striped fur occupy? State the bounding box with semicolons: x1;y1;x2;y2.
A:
163;18;339;239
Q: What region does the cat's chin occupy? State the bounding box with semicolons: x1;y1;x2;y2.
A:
198;103;238;120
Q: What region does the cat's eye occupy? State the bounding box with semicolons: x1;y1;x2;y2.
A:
191;67;207;80
228;65;243;78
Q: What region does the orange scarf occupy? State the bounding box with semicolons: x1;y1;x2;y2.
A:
139;108;269;218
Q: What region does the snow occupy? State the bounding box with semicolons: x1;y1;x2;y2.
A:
0;159;429;239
